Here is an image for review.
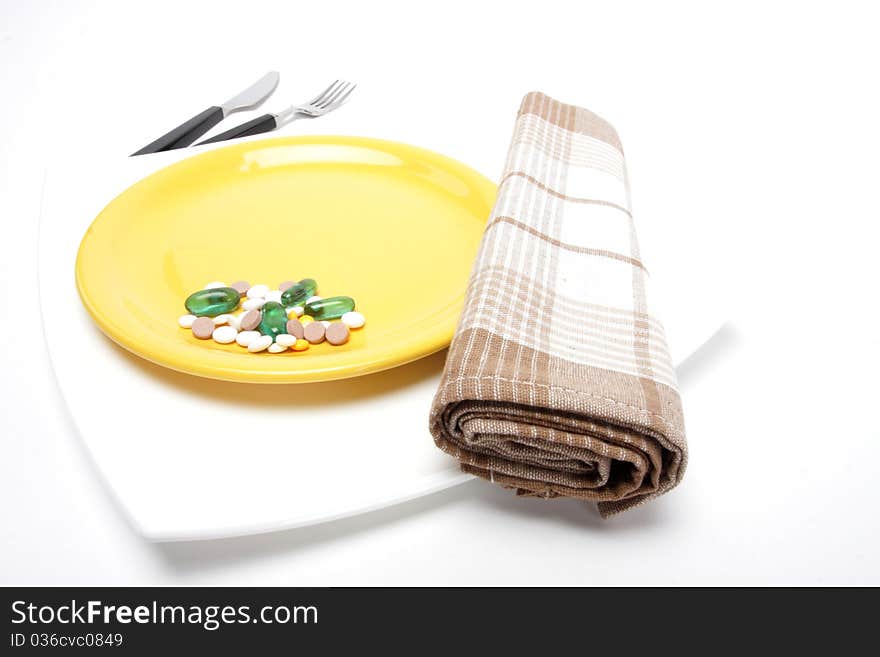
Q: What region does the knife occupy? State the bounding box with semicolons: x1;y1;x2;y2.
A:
131;71;280;156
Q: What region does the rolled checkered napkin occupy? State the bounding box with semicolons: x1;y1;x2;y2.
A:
429;92;687;516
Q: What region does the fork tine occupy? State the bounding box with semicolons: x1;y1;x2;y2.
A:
307;80;341;106
325;83;356;109
313;83;345;109
316;81;353;109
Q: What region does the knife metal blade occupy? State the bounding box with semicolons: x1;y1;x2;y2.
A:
220;71;280;116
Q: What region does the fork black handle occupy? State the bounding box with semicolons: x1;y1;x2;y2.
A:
194;113;278;146
131;106;224;156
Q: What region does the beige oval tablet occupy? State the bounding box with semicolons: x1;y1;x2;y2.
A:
229;280;250;295
325;322;350;346
303;321;326;344
278;280;296;292
240;309;262;331
191;316;214;339
286;319;304;339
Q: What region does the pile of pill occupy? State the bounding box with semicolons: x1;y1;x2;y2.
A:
177;278;366;354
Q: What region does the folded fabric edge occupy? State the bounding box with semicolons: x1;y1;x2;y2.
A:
519;91;624;153
429;328;687;518
432;407;684;518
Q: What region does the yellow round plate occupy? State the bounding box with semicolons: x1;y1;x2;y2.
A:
76;136;496;383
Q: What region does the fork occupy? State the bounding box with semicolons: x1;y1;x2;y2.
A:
194;80;356;146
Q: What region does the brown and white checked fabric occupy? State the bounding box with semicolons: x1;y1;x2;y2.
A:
429;92;687;516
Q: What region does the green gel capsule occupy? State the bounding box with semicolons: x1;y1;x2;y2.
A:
281;278;318;308
304;296;355;321
258;301;288;339
184;287;241;317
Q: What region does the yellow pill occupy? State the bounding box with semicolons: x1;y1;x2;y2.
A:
292;339;310;352
300;315;314;325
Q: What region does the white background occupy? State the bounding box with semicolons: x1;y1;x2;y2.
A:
2;0;879;585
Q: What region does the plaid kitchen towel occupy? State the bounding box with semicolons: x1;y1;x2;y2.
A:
429;92;687;516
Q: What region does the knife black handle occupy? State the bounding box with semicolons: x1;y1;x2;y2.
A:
131;106;224;156
194;113;278;146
